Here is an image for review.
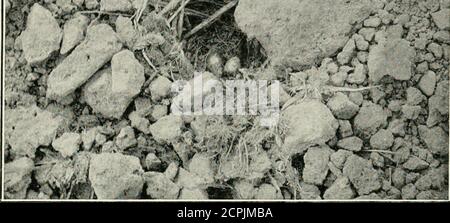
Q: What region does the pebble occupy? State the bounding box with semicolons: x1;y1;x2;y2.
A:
418;71;437;96
21;3;63;64
431;9;450;30
150;115;183;143
115;126;137;150
326;92;360;120
61;14;89;54
89;153;144;199
144;172;180;199
323;177;355;200
150;76;173;101
302;146;333;186
337;137;363;152
4;157;34;199
343;155;381;195
52;132;81;158
353;102;388;138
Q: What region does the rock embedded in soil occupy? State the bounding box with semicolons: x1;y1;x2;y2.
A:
188;153;216;185
149;115;183;143
89;153;144;199
234;0;375;68
179;188;209;200
432;9;450;30
343;155;381;195
100;0;134;12
47;24;123;101
418;71;437;97
145;153;161;171
150;76;173;101
61;14;89;54
143;172;180;199
281;100;338;155
21;3;62;65
368;38;415;82
418;125;449;156
4;157;34;199
337;137;363;152
323;177;355;200
254;184;281;200
353;102;387;138
369;129;394;150
331;150;353;169
326;92;360;120
115;126;137;150
403;156;429;171
52;132;82;158
302;146;333;186
5;106;66;158
83;50;144;119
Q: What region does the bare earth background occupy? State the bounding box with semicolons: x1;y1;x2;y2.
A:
2;0;449;200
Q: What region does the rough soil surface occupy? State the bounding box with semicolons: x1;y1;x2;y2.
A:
3;0;449;200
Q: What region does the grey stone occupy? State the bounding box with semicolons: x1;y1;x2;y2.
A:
369;129;394;150
115;126;137;150
353;102;388;138
61;14;89;54
5;106;66;158
234;0;375;68
89;153;144;199
150;115;183;143
327;92;360;119
343;155;381;195
418;125;448;156
302;146;333;185
337;137;363;151
418;71;437;96
47;24;123;101
52;132;81;158
4;158;34;199
323;177;355;200
432;9;450;30
21;3;62;64
281;100;338;155
144;172;180;199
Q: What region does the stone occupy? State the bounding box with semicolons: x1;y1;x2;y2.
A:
364;17;381;27
369;129;394;150
433;31;450;43
428;43;443;59
234;0;375;68
143;172;180;199
418;71;437;97
337;39;356;65
401;184;418;199
164;162;179;181
100;0;133;12
47;24;123;101
129;112;150;134
145;153;161;170
347;63;367;84
4;157;34;199
89;153;144;199
343;155;381;195
83;50;144;119
337;137;363;152
432;9;450;30
281;100;338;155
323;177;355;200
254;184;281;199
85;0;99;9
330;71;348;87
368;39;415;82
5;106;66;158
326;92;360;119
418;126;448;156
115;16;137;48
188;153;215;185
176;168;210;189
21;3;63;64
115;126;137;150
299;182;321;199
401;105;422;120
302;146;333;185
61;14;89;54
149;115;183;143
338;120;353;138
234;180;255;199
179;188;209;200
150;76;173;101
52;132;81;158
406;87;425;105
392;167;406;189
82;127;98;150
353;102;388;138
331;150;353;169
